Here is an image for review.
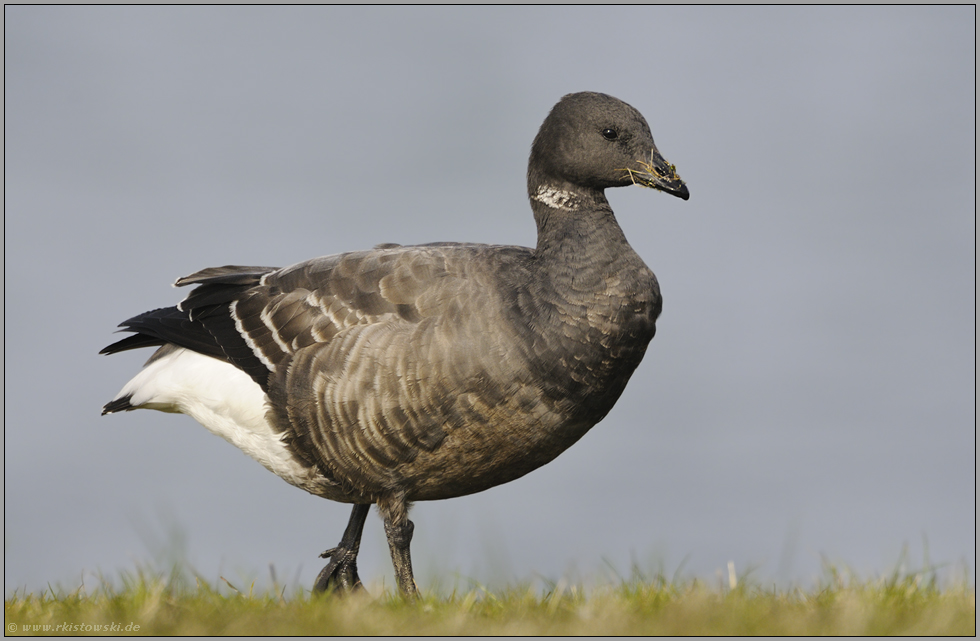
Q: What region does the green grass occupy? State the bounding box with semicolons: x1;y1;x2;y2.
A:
6;567;974;636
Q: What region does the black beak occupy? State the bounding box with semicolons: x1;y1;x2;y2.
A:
624;151;689;201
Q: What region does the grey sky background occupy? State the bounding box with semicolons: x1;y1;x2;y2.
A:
4;6;975;594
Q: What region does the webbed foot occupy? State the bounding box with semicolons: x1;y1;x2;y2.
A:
312;504;370;595
313;544;363;592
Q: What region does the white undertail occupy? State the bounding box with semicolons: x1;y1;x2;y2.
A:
108;347;327;494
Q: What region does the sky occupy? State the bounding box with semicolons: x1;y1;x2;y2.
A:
4;6;975;595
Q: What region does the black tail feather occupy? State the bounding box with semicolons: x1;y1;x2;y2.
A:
101;276;276;391
99;332;165;355
101;306;228;362
102;395;134;415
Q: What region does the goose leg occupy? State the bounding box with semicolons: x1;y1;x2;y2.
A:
313;503;370;594
376;491;418;598
383;517;418;599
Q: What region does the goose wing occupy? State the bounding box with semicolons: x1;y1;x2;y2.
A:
107;243;540;498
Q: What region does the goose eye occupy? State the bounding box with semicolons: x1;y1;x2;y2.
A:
601;128;618;141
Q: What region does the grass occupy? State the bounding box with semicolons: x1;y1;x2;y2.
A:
5;565;974;636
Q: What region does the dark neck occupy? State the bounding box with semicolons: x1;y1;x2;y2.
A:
523;180;658;429
529;182;633;267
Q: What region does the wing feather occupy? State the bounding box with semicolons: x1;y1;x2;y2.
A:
105;243;572;501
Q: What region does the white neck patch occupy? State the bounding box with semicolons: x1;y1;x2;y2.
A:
533;185;580;211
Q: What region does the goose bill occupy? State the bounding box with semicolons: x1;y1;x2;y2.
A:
627;152;689;201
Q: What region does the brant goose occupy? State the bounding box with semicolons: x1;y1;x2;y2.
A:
102;92;689;597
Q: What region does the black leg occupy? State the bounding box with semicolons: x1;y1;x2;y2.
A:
375;490;419;599
383;516;418;599
313;503;370;594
